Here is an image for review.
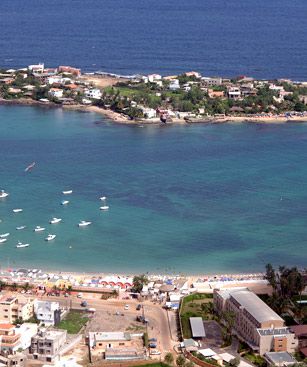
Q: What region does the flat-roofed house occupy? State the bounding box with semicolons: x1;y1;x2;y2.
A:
30;328;67;363
88;332;145;362
214;289;298;355
189;317;206;339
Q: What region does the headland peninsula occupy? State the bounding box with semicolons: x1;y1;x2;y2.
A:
1;63;307;124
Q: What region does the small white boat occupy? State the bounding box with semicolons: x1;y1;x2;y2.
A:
100;205;109;210
50;217;62;224
100;196;107;201
78;220;92;227
62;190;73;195
34;226;45;232
16;242;30;248
0;190;9;198
61;200;69;205
45;234;56;241
13;208;23;213
0;238;7;244
0;233;10;238
16;226;26;230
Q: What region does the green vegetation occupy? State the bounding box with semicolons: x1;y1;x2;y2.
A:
164;353;174;365
57;311;89;334
264;264;306;322
143;331;149;347
243;353;267;367
180;293;215;339
192;352;219;366
132;274;149;293
176;355;186;367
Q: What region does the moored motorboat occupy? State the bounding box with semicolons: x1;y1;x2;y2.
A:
0;190;9;198
0;238;7;244
0;233;10;238
100;205;109;210
16;242;30;248
13;208;23;213
100;196;107;201
78;220;92;227
50;217;62;224
34;226;45;232
45;234;56;241
62;190;73;195
61;200;69;205
16;226;26;230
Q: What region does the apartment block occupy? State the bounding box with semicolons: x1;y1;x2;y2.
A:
30;328;67;363
0;297;34;323
213;288;298;355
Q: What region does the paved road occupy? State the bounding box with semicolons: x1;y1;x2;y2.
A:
36;294;174;355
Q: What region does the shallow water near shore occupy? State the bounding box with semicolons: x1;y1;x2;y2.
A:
0;106;307;274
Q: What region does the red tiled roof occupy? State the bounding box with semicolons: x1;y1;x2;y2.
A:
290;325;307;337
0;323;14;329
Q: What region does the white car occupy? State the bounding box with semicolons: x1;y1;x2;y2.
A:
150;350;161;355
124;304;129;310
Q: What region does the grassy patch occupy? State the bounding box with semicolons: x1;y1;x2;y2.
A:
126;323;146;332
243;353;267;367
58;311;89;334
180;293;215;339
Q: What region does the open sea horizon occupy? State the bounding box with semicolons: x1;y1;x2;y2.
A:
0;105;307;274
1;0;307;80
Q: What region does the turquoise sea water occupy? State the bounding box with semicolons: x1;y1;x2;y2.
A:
0;106;307;274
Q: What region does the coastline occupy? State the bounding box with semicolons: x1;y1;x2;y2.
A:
2;98;307;125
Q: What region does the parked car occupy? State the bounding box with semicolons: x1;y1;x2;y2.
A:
149;338;157;342
81;301;88;307
124;304;129;310
136;304;142;310
150;350;161;355
149;343;157;348
77;292;83;298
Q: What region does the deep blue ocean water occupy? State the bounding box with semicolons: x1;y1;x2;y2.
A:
0;106;307;273
0;0;307;79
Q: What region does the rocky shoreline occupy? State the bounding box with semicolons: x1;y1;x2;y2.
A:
2;98;307;125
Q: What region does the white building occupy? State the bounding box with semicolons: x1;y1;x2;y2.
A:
228;87;241;100
85;88;102;99
140;107;157;119
28;63;44;73
18;323;39;350
169;79;180;91
147;74;162;83
48;88;64;99
34;300;61;326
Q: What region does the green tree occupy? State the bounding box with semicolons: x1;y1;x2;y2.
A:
265;263;277;292
164;352;174;365
23;282;33;292
222;310;236;345
227;357;240;367
132;274;148;293
185;361;194;367
10;282;18;292
176;355;186;367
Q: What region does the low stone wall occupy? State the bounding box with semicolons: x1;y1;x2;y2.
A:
185;351;217;367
